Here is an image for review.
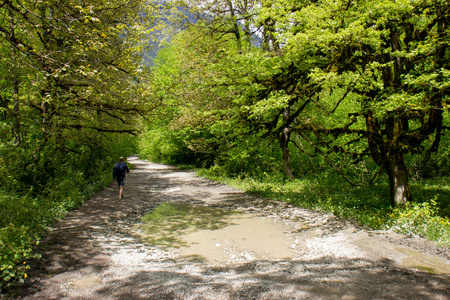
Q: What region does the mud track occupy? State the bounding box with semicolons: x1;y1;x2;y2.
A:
7;157;450;299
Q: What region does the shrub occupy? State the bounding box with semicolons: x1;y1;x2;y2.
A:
0;224;39;288
139;127;195;165
387;197;450;246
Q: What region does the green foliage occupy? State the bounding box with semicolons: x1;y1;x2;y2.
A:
0;0;156;149
142;23;289;172
0;174;112;290
0;0;149;286
209;136;281;178
0;224;38;286
407;130;450;180
388;197;450;246
152;0;450;206
138;126;195;165
270;0;449;205
409;177;450;220
0;9;148;284
0;133;136;290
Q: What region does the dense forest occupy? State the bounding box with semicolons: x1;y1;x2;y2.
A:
0;0;158;288
1;0;449;290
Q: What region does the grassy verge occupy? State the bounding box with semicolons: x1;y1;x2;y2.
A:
197;169;450;247
0;170;113;291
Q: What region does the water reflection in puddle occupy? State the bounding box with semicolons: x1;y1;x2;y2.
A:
180;214;294;264
136;203;294;264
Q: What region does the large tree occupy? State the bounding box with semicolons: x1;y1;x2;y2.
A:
260;0;449;205
0;0;158;150
0;0;166;196
157;0;307;178
147;0;449;207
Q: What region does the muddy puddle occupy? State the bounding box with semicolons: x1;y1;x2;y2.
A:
134;203;294;264
132;204;450;273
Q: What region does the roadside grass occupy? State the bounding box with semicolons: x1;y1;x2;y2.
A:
0;170;113;290
197;169;450;247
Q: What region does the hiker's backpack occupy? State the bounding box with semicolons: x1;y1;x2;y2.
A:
113;162;125;178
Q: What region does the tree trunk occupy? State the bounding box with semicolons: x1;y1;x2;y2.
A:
9;6;20;144
12;78;20;143
366;111;412;206
227;0;242;50
385;151;411;207
279;106;294;180
279;127;294;181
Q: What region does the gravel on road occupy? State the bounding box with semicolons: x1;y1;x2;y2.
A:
6;157;450;299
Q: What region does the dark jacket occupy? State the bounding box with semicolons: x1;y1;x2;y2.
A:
113;162;130;179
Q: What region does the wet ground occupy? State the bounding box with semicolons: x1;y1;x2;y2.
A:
135;206;295;264
5;156;450;299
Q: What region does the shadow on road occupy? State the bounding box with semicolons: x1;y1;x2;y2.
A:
6;157;450;299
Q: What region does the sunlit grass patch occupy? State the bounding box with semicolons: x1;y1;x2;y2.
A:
410;177;450;218
387;197;450;247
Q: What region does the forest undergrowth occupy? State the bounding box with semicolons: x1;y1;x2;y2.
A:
0;169;113;292
0;137;137;292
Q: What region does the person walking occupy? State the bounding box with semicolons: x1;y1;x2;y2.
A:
113;157;130;199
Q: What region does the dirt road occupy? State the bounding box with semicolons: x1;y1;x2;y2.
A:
7;157;450;299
